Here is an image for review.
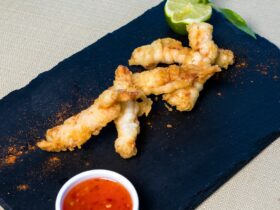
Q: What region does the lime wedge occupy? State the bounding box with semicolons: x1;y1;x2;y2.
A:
165;0;212;35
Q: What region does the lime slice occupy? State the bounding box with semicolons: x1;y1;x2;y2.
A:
165;0;212;35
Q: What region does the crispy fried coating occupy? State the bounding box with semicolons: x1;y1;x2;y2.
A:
114;96;152;159
128;23;218;68
37;67;141;152
162;23;231;111
215;49;235;69
129;38;193;68
133;64;220;111
113;65;153;158
37;89;121;152
114;101;140;159
128;23;234;69
187;22;218;65
128;37;208;68
162;65;221;111
132;64;209;95
163;86;200;111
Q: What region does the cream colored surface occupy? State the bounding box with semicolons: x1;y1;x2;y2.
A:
0;0;279;209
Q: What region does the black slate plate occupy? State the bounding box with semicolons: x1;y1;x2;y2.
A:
0;2;279;210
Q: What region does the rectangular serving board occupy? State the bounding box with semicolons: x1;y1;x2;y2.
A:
0;2;280;210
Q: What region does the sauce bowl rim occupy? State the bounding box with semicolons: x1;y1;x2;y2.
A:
55;169;139;210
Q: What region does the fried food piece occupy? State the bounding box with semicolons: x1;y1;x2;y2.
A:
128;23;218;68
37;67;141;152
132;63;219;96
113;65;152;158
114;64;217;158
114;96;152;159
114;65;153;116
37;89;121;152
163;87;200;111
162;65;221;111
133;63;220;112
162;23;230;111
215;49;235;69
129;23;234;70
129;38;193;69
114;101;140;159
131;64;219;95
187;22;218;65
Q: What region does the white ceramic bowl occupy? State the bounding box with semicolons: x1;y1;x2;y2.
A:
55;169;139;210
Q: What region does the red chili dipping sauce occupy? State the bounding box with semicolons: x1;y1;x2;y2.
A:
63;178;133;210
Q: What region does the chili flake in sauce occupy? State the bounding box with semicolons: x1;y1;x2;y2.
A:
63;178;132;210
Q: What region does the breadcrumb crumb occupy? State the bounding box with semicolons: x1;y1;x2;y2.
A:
166;124;173;128
17;184;29;191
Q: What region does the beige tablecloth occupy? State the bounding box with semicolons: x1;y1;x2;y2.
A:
0;1;279;209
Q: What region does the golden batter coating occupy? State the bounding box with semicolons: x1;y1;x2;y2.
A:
162;23;232;111
215;49;235;69
113;65;153;158
129;38;192;69
114;96;152;159
187;22;218;65
162;65;221;111
114;101;140;159
37;67;141;152
132;64;212;95
37;90;121;152
128;23;234;69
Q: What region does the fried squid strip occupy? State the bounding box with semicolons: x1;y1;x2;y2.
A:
129;38;193;69
187;22;218;65
114;96;152;159
129;23;234;69
37;67;141;152
162;65;221;111
162;23;226;111
132;64;216;95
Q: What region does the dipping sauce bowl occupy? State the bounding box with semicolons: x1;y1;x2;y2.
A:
55;169;139;210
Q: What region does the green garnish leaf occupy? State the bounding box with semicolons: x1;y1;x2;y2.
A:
216;8;256;39
198;0;210;4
